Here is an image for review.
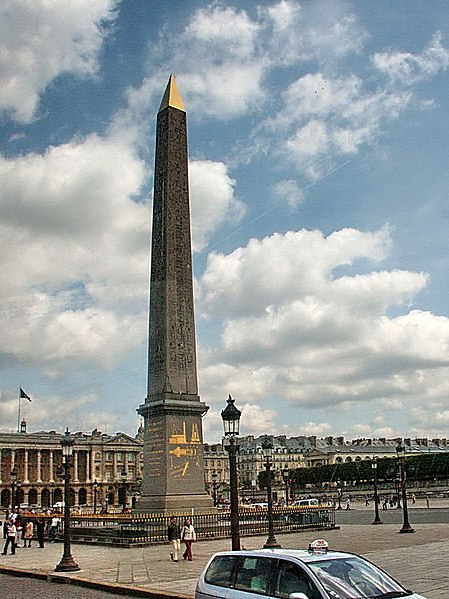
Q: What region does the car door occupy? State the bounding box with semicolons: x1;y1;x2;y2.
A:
228;556;276;599
272;558;324;599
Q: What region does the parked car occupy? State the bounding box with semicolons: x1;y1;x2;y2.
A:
195;540;427;599
292;498;320;507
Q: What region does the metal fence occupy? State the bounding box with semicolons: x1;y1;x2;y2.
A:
64;505;335;546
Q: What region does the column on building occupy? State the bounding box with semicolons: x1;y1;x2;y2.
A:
49;448;54;482
23;449;29;483
73;450;79;483
36;449;42;482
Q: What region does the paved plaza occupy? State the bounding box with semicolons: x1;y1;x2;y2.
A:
1;502;448;598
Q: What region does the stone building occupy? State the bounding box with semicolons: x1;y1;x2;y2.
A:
2;427;448;510
304;436;449;467
0;422;144;510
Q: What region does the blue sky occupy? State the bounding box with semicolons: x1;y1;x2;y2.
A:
1;0;449;443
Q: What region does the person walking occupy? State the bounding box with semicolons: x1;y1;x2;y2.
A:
2;519;17;555
48;515;61;542
181;518;196;561
23;519;33;547
167;515;181;562
35;517;45;548
14;513;22;548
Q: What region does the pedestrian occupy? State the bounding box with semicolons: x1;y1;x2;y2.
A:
2;519;17;555
35;517;45;548
181;517;196;561
14;513;22;548
345;497;351;510
3;512;8;539
167;515;181;562
411;493;416;504
24;519;33;547
48;514;61;542
426;496;430;508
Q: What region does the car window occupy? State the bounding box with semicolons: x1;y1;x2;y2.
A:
274;559;322;599
307;556;406;599
235;557;273;595
204;555;238;588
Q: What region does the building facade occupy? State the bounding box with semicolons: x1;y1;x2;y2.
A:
2;427;448;510
0;423;143;511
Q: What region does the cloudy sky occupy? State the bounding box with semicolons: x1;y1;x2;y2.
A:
1;0;449;443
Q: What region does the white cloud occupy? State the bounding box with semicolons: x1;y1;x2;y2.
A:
199;227;392;319
263;0;366;67
190;160;245;252
203;401;277;441
272;179;305;209
271;73;411;177
0;0;118;122
197;225;449;434
373;31;449;85
0;131;148;370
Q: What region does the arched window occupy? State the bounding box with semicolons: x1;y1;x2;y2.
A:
41;488;50;507
1;489;10;508
79;488;87;505
345;457;353;463
28;488;38;505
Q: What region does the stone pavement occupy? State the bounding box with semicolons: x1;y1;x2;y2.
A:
1;519;448;598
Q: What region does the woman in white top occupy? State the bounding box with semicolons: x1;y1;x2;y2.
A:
181;518;196;561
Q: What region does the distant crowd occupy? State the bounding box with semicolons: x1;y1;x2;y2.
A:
2;506;62;555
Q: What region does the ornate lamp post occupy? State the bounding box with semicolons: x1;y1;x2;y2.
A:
371;457;383;525
55;428;80;572
10;468;18;511
120;468;127;512
211;471;218;507
396;443;414;533
262;437;281;549
281;466;289;505
93;480;98;514
221;394;241;551
336;479;342;510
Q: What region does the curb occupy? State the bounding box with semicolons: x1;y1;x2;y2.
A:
0;566;191;599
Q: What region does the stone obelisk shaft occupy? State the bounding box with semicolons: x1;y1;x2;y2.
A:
137;76;212;512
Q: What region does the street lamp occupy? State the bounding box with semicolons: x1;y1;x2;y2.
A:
55;428;80;572
281;466;290;505
371;457;383;525
93;480;98;514
120;468;127;512
211;471;218;507
262;437;281;549
336;479;342;510
221;394;241;551
10;468;18;511
396;443;414;533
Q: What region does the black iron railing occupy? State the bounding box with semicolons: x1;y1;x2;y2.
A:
61;505;335;546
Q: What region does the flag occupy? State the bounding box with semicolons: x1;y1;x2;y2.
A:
19;387;32;402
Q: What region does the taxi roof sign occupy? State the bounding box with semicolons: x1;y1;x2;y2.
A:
308;539;329;554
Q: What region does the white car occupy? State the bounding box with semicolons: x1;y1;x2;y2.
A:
195;540;427;599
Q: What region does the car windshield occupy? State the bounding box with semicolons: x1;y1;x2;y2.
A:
307;556;411;599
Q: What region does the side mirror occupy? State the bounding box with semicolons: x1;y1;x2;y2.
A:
289;594;309;599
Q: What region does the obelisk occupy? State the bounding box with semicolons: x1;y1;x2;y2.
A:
137;75;212;512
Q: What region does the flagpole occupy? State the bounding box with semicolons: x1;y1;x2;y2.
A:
17;396;21;433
